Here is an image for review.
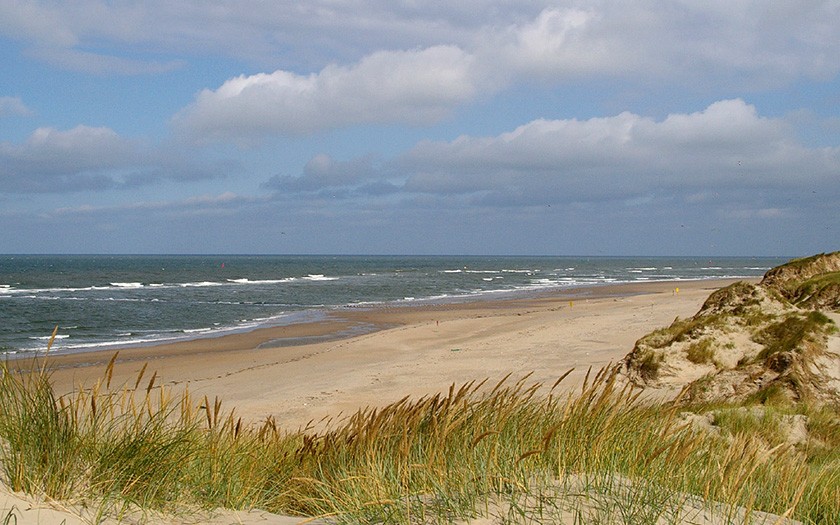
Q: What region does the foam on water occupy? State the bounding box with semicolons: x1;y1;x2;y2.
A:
0;255;787;357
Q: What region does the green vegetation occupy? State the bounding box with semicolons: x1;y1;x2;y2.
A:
761;251;840;303
685;338;715;365
701;281;763;312
638;314;721;350
753;311;836;362
788;271;840;309
1;357;838;524
635;348;664;380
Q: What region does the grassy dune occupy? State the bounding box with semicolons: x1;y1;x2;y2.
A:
1;347;838;524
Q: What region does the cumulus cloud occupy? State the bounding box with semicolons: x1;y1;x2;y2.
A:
398;99;838;204
485;3;840;84
266;100;838;209
490;8;633;77
0;125;229;193
173;45;477;139
0;96;33;117
169;2;840;142
0;126;137;192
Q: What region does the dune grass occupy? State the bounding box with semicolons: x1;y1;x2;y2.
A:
0;350;838;523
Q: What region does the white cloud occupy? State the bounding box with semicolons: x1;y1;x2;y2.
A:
169;2;840;142
492;8;631;77
261;99;838;206
4;1;840;82
0;0;78;47
396;99;839;203
0;96;33;117
0;126;229;193
488;3;840;84
173;45;477;139
5;125;136;174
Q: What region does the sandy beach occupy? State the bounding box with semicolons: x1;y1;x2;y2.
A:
39;279;743;430
6;276;816;525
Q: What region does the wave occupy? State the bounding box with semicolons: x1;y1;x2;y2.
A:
304;274;338;281
110;282;143;288
20;312;302;354
226;277;296;284
442;268;536;275
1;277;306;294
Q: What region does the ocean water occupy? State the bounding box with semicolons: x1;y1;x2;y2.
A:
0;254;788;357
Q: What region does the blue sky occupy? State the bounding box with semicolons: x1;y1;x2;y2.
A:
1;2;838;256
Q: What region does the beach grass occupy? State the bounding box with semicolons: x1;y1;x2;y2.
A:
0;354;838;524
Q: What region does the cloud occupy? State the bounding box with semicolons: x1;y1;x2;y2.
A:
266;100;838;211
490;8;633;77
0;125;230;193
496;4;840;83
170;3;840;142
4;2;839;83
27;47;185;75
0;1;78;47
50;191;254;218
397;99;839;204
264;154;383;192
0;126;137;192
173;45;477;139
0;96;33;117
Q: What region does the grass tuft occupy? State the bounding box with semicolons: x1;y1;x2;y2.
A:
753;311;835;361
686;338;715;365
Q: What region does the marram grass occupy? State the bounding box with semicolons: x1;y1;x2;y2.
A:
0;351;838;524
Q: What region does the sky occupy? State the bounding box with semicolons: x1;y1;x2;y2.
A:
1;1;839;256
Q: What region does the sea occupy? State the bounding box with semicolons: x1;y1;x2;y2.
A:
0;255;789;358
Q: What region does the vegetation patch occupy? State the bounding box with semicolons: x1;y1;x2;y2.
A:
4;358;837;524
701;281;762;312
761;251;840;304
638;314;725;350
743;384;791;407
685;338;715;365
625;252;840;419
753;311;835;361
636;349;664;380
789;271;840;310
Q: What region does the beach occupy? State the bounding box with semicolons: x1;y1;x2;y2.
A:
42;278;743;429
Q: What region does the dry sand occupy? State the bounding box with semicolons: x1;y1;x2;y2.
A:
42;279;742;430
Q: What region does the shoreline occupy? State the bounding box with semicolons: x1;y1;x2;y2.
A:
33;278;725;358
39;278;745;429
